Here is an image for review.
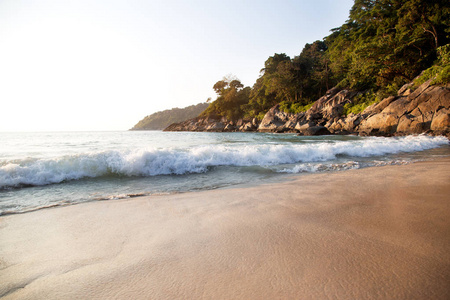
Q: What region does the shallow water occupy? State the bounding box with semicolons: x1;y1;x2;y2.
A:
1;131;449;215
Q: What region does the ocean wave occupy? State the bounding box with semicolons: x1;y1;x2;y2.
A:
0;135;447;188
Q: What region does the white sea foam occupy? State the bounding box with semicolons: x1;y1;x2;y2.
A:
0;135;447;188
279;161;361;173
278;160;412;174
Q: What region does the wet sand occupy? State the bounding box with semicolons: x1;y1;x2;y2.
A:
1;158;450;299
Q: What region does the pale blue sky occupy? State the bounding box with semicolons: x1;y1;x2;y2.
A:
0;0;354;131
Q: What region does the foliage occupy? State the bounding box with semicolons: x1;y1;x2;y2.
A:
437;44;450;65
343;91;378;116
186;1;450;123
416;63;450;86
279;101;314;114
326;0;449;91
413;44;450;87
242;41;334;119
433;65;450;85
201;75;251;121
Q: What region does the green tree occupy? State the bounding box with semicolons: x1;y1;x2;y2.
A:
326;0;449;91
241;54;291;119
201;76;250;121
202;0;450;122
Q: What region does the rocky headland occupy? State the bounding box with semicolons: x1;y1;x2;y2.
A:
131;103;209;130
164;79;450;138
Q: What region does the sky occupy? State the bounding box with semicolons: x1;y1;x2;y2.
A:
0;0;354;131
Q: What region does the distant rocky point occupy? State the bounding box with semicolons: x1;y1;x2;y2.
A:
130;103;209;130
164;79;450;138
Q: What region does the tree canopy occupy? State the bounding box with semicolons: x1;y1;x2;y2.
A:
201;0;449;120
200;75;251;121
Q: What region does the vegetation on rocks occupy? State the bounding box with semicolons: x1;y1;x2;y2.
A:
279;101;314;114
200;0;449;122
413;44;450;88
343;92;378;116
144;0;449;138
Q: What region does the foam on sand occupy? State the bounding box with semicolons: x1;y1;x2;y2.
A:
1;158;449;299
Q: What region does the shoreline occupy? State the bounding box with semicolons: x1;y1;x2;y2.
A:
3;149;449;217
1;158;450;299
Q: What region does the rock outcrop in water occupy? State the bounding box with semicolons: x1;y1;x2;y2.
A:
164;80;450;137
164;117;259;132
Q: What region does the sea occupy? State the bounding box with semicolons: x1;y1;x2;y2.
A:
1;131;449;215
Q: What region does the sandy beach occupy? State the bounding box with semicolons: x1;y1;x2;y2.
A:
1;158;449;299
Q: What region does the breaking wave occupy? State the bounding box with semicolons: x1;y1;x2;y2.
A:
0;135;447;188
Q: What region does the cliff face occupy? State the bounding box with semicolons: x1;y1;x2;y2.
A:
164;80;450;138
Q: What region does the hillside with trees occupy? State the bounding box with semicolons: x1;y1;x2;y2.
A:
131;103;209;130
200;0;449;121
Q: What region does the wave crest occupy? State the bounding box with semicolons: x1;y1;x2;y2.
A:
1;135;447;188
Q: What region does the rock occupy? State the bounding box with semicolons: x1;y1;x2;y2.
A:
240;122;256;132
411;86;450;114
431;108;450;131
345;114;362;131
407;78;433;101
164;76;449;137
257;122;279;132
236;119;244;127
307;89;355;121
397;115;428;133
258;105;294;132
398;82;414;96
407;86;435;113
359;113;398;135
277;119;298;133
357;81;449;135
328;114;362;133
294;120;310;131
206;122;225;132
363;96;397;116
224;124;236;132
382;97;410;117
298;125;330;136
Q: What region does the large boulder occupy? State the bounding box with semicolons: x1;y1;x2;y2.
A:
223;124;236;132
358;81;449;135
297;125;330;136
307;89;355;122
258;105;295;132
362;96;397;116
327;114;361;134
359;113;398;135
397;114;429;134
431;108;450;131
206;122;225;132
397;82;414;96
240;122;256;132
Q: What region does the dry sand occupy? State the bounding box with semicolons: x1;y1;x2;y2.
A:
1;159;450;299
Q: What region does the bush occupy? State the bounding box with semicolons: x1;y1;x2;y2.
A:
257;112;267;120
279;101;314;114
433;65;450;85
343;91;378;116
413;44;450;88
437;44;450;65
